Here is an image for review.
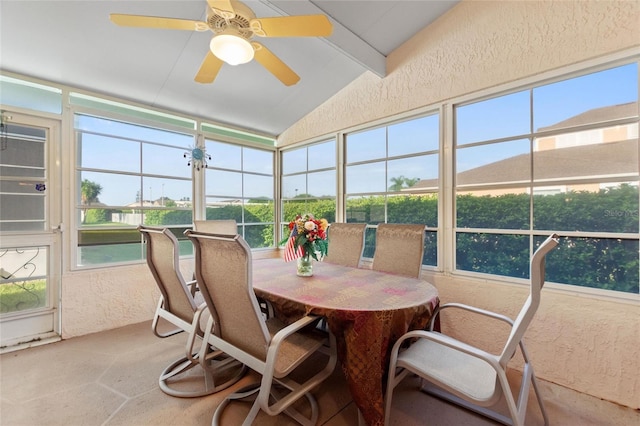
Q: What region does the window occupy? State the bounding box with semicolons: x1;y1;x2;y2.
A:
455;62;639;293
281;139;337;237
0;123;47;232
0;76;62;114
204;140;275;248
75;114;195;266
344;114;439;265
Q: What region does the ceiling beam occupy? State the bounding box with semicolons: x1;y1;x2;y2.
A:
260;0;386;78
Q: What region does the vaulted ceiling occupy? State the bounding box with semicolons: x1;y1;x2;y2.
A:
0;0;459;137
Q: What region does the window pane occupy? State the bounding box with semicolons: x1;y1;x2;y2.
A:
456;233;530;278
346;127;386;163
388;194;438;227
534;184;639;233
142;177;191;207
424;230;437;267
457;139;530;187
243;174;273;199
308;140;336;170
363;226;376;258
78;242;143;266
244;199;274;223
207;140;241;170
346;196;385;224
388;115;439;157
206;199;243;222
387;155;437;191
282;199;334;221
0;76;62;114
282;199;310;220
532;121;639;232
143;144;191;178
0;192;45;230
143;208;192;226
79;133;140;173
346;162;386;194
243;148;273;174
206;170;242;196
457;191;530;230
244;224;273;248
282;147;307;174
0;124;46;178
456;91;530;145
534;63;638;130
76;115;192;146
282;174;306;199
308;170;335;198
543;236;638;293
79;171;140;207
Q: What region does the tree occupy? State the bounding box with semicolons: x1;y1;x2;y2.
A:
81;179;103;224
388;176;420;191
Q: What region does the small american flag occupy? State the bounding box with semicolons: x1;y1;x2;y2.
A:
283;227;303;262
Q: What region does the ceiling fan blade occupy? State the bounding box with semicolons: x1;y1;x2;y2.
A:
195;51;224;84
250;15;333;37
252;42;300;86
110;14;208;31
207;0;236;19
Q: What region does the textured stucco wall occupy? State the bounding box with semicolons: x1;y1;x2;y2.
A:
276;0;640;411
61;260;194;338
278;0;640;145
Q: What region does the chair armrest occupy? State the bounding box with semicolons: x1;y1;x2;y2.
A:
269;315;322;349
393;329;502;370
429;302;514;331
186;279;198;296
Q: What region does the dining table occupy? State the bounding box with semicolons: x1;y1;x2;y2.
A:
252;258;440;426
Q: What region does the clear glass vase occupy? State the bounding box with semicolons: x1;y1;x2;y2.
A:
296;255;313;277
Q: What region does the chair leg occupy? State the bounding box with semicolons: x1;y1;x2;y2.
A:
212;382;319;426
212;383;262;426
530;370;549;426
520;342;549;425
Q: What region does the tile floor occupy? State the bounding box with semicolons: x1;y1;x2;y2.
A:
1;320;638;426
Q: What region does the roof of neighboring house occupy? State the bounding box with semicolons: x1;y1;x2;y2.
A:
538;102;637;132
412;138;638;189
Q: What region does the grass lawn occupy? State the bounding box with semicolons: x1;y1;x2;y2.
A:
0;279;46;314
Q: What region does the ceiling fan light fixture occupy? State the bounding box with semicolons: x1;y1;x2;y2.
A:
210;30;254;66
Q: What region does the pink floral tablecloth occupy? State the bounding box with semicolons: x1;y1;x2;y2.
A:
252;259;440;426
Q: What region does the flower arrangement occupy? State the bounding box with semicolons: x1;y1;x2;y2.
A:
281;214;329;262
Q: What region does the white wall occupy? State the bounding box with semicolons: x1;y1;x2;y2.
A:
277;0;640;411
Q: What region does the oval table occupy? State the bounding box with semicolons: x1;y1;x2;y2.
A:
252;258;440;426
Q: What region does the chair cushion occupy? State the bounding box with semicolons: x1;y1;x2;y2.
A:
397;337;499;403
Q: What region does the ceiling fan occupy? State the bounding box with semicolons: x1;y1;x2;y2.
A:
110;0;333;86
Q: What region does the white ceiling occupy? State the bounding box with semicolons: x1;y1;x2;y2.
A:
0;0;459;137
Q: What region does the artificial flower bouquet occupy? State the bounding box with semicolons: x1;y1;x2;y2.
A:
281;214;329;262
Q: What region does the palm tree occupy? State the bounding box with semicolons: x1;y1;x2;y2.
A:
81;179;103;223
388;176;420;191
